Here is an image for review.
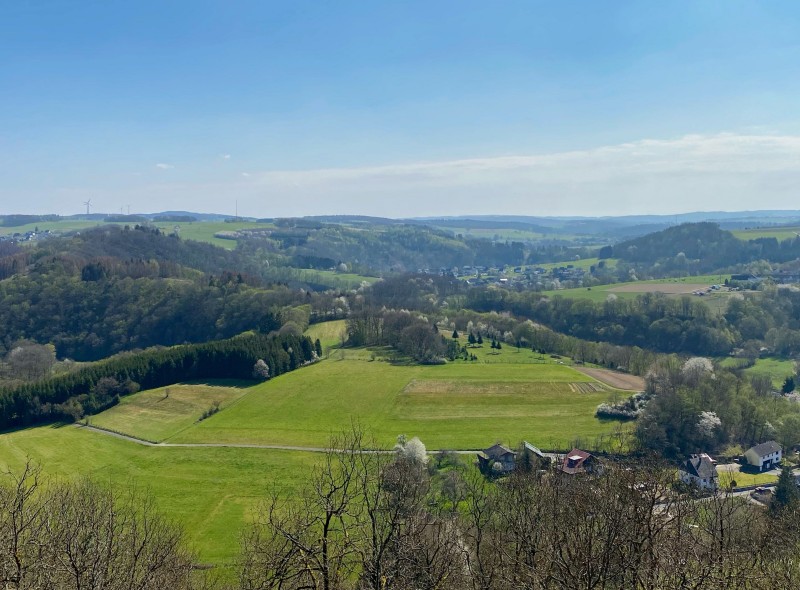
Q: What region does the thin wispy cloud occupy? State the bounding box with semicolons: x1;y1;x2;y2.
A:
220;154;231;160
24;133;800;217
155;163;174;170
238;133;800;217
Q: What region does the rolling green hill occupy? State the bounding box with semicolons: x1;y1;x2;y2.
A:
169;358;626;450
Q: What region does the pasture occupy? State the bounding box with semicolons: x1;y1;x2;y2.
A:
170;358;630;450
0;425;314;569
540;275;733;304
719;357;796;389
732;226;800;241
305;319;347;351
89;381;250;442
0;332;636;570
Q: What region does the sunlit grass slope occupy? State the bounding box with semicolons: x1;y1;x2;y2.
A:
89;381;250;442
0;425;314;568
172;358;624;450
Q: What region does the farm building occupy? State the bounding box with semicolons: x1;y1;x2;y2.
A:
560;448;601;475
477;444;517;475
679;454;719;490
743;441;782;471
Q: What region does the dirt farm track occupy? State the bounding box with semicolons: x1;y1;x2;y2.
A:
573;367;645;391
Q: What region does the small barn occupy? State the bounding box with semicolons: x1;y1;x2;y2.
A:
477;443;517;475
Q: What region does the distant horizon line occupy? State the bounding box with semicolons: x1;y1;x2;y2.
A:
5;208;800;222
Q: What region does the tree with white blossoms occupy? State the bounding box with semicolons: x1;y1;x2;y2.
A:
394;434;429;465
697;411;722;443
252;359;270;380
682;356;714;384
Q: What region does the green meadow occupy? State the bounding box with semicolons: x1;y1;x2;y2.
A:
0;325;633;570
719;356;796;389
89;381;251;442
0;425;314;569
170;358;625;450
732;226;800;241
305;319;348;351
540;274;733;304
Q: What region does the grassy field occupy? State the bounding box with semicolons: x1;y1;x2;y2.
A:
170;358;628;450
151;221;274;249
0;425;314;569
305;319;347;351
732;226;800;241
717;470;778;488
535;257;618;271
540;275;732;304
89;381;251;442
719;357;796;389
0;324;634;570
0;219;277;250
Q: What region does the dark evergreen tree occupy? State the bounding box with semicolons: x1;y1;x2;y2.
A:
771;465;799;515
783;376;796;394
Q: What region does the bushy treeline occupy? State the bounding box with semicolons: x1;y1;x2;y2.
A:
636;356;800;458
346;309;459;363
466;285;800;357
31;224;268;279
0;332;317;429
0;214;61;227
240;428;800;590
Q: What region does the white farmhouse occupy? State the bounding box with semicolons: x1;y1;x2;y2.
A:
679;454;718;490
743;441;782;471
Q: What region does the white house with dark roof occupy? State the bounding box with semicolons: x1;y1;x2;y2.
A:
744;441;782;471
679;454;718;490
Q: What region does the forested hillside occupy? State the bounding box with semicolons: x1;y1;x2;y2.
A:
239;222;527;272
610;222;800;274
0;225;322;360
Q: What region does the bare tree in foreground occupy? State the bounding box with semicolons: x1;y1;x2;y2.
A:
0;461;202;590
240;428;800;590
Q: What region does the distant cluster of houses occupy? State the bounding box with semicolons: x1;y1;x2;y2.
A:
418;264;589;289
0;229;51;243
477;440;787;492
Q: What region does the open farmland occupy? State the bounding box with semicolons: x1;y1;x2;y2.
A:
0;333;635;570
0;425;315;569
89;381;250;442
732;226;800;241
170;358;630;450
541;275;733;304
305;319;347;351
719;356;796;389
573;367;645;391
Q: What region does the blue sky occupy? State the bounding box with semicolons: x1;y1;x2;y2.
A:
2;1;800;217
